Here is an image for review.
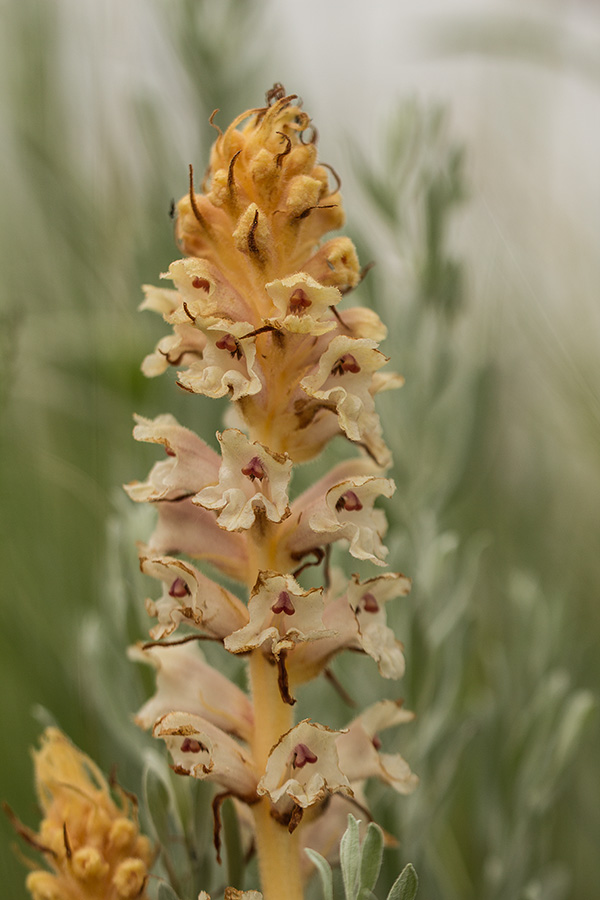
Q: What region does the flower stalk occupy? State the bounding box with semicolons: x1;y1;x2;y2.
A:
129;84;417;899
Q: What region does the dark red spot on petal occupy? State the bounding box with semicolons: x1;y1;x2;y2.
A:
191;276;210;291
292;743;318;769
216;333;242;359
169;578;191;598
165;446;176;457
331;353;361;376
361;592;380;613
335;490;363;512
288;288;312;315
242;456;266;481
372;734;382;751
271;590;295;616
181;738;203;753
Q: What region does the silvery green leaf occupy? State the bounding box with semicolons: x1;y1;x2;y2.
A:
357;822;384;899
386;863;419;900
158;882;183;900
222;796;244;890
340;814;361;900
553;689;595;773
143;762;173;847
305;848;334;900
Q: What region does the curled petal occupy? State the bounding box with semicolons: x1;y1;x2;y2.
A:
165;258;256;323
177;318;263;401
139;283;180;317
265;273;341;335
283;470;394;566
130;642;253;741
139;284;207;378
141;326;206;378
277;459;378;564
124;414;220;502
290;570;409;681
224;571;332;657
309;476;394;564
301;335;390;464
195;429;292;531
139;554;248;640
258;720;352;809
153;712;258;798
336;701;418;796
347;573;411;679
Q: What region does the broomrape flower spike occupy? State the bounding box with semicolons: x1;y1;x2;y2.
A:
128;86;417;900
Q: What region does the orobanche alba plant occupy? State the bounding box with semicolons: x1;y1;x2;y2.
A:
127;84;417;900
14;85;418;900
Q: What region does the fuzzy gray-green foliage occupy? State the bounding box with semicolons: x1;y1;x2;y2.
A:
346;101;597;900
0;0;263;895
306;816;417;900
1;2;598;899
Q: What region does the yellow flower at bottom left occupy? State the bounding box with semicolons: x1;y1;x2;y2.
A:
23;728;153;900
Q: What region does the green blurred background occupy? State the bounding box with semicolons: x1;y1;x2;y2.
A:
1;1;599;897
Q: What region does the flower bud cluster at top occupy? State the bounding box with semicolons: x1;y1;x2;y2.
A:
127;85;417;899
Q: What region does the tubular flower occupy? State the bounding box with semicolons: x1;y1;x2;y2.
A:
19;728;152;900
336;701;419;795
224;570;332;657
139;551;248;639
194;429;292;530
257;721;352;812
128;86;415;900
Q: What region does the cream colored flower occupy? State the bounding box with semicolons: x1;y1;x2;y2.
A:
140;328;206;378
131;642;253;742
265;272;340;335
301;335;390;463
139;553;248;640
177;317;263;401
195;429;292;531
258;721;352;809
139;284;207;378
336;701;418;796
124;413;220;502
307;475;395;565
153;712;258;800
347;573;411;679
301;336;387;430
224;571;331;657
166;257;256;324
289;570;409;682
